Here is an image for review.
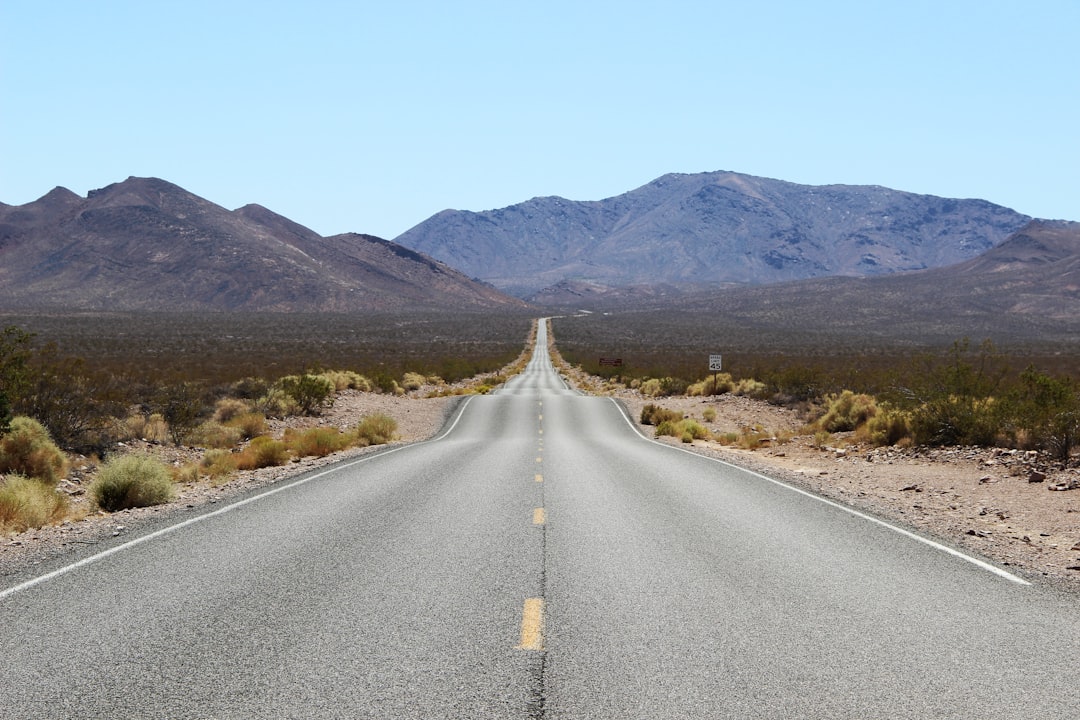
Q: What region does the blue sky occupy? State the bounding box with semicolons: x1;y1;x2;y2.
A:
2;1;1077;239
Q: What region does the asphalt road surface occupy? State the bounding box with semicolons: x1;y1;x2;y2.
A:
2;322;1079;718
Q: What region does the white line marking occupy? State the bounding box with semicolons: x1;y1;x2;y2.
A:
607;398;1031;586
0;396;478;602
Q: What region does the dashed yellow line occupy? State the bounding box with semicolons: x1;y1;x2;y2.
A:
533;507;545;525
517;598;544;651
535;474;543;483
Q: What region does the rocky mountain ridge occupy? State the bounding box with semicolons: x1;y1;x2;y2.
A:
393;170;1032;296
0;177;524;312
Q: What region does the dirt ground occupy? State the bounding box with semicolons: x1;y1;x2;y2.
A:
4;373;1080;593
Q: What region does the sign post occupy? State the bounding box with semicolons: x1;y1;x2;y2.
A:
708;354;722;395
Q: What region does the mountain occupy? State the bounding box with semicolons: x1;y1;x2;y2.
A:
0;177;524;312
559;220;1080;349
393;170;1031;297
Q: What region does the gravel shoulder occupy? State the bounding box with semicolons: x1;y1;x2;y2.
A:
5;372;1080;594
614;391;1080;592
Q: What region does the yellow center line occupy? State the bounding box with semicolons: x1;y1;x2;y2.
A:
533;507;545;525
517;598;544;651
535;474;543;483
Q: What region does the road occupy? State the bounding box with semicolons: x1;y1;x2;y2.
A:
2;321;1079;718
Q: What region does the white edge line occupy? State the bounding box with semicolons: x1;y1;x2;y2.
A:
0;395;477;602
607;398;1031;586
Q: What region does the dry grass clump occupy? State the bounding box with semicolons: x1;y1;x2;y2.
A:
224;411;268;440
815;390;879;433
189;421;244;450
0;474;69;534
655;418;710;443
285;427;352;458
0;417;68;483
640;404;682;426
319;370;373;392
352;414;397;446
235;436;290;470
200;449;238;482
90;454;176;512
401;372;427;392
122;412;171;443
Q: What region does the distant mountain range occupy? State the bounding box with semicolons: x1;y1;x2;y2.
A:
0;177;524;312
393;171;1032;297
550;219;1080;348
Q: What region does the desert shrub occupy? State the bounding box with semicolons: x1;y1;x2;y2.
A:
172;462;200;484
640;404;682;426
654;418;709;441
0;474;69;534
319;370;372;392
888;339;1009;447
702;407;717;423
231;376;269;400
285;427;351;457
860;405;912;446
235;436;290;470
122;412;171;444
200;449;237;481
353;414;397;446
639;377;688;397
212;397;252;424
275;374;335;415
401;372;426;392
189;421;243;450
257;388;301;418
0;391;11;437
90;454;175;512
687;373;735;397
734;378;769;398
153;382;208;444
224;411;267;440
654;419;679;438
1007;366;1080;462
0;416;68;483
817;390;879;433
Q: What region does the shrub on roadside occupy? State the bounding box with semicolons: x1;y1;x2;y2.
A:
702;407;717;423
90;454;175;512
224;411;267;440
639;377;688;397
257;388;301;418
654;418;709;442
859;405;912;446
640;404;682;426
275;374;335;415
200;449;237;481
122;412;171;444
0;416;68;484
352;414;397;446
285;427;351;458
401;372;426;392
235;436;290;470
319;370;372;392
212;398;252;424
687;374;735;397
816;390;879;433
189;421;244;450
0;474;69;534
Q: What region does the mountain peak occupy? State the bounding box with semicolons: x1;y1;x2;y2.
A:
394;171;1033;297
0;177;525;312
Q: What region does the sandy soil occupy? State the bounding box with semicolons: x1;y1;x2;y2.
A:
4;372;1080;593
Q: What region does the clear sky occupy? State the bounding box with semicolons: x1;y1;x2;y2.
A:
2;1;1077;239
